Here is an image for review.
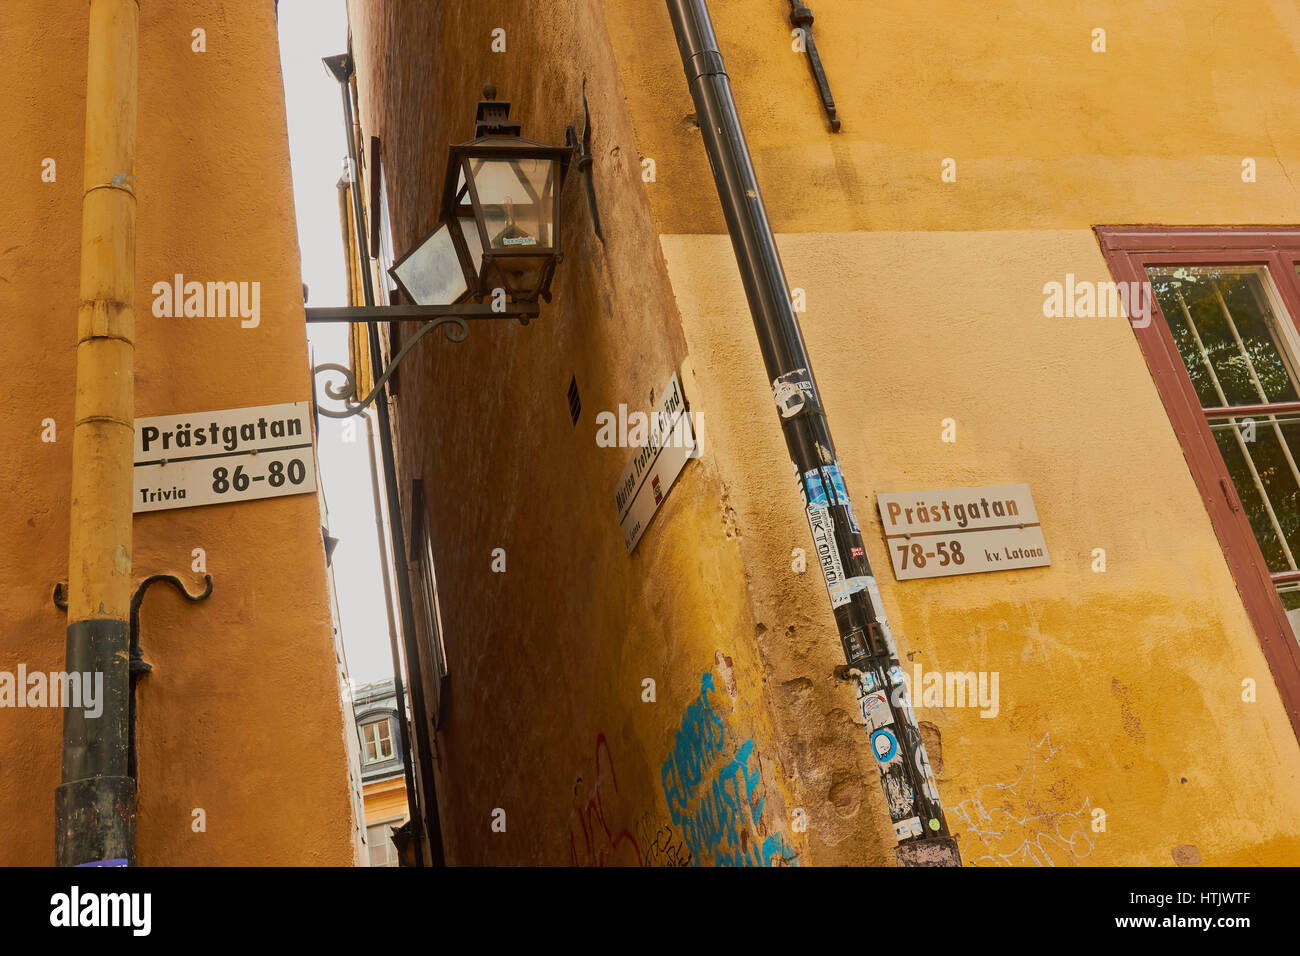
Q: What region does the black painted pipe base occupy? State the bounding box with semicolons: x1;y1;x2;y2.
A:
55;776;136;867
56;618;134;867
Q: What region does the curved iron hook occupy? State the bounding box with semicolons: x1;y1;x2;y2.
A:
130;572;213;668
126;573;213;781
52;572;214;782
52;574;213;619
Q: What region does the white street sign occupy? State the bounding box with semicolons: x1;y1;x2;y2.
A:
876;483;1050;580
615;373;697;554
133;402;317;513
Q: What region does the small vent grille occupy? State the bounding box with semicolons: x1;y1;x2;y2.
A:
567;375;581;425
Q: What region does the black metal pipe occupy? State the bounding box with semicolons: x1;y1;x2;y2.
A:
326;52;445;867
364;411;422;862
665;0;960;866
57;621;134;866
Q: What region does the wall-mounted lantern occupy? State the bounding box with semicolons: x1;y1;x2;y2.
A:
309;80;576;417
392;86;570;311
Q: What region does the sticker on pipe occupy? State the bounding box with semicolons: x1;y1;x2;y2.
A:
894;816;923;840
773;369;814;419
859;692;894;731
133;402;317;513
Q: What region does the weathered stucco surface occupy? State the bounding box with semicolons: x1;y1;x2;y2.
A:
0;0;356;865
348;0;807;866
660;229;1300;864
346;0;1300;865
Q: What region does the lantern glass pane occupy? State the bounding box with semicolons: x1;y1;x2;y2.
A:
392;221;467;305
459;217;483;273
468;156;556;251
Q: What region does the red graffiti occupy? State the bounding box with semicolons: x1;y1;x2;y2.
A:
568;733;644;867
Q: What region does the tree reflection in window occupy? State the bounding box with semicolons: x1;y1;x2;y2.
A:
1149;265;1300;615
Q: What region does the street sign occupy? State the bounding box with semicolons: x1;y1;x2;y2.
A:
876;483;1050;580
614;373;697;554
133;402;317;513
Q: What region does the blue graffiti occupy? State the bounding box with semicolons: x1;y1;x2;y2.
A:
662;673;726;818
661;672;799;867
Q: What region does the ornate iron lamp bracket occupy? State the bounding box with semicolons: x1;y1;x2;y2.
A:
311;314;470;420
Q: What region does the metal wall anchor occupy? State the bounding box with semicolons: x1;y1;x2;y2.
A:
790;1;841;132
566;77;604;242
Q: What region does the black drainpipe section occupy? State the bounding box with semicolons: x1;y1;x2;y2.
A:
665;0;960;866
325;52;445;867
363;410;423;861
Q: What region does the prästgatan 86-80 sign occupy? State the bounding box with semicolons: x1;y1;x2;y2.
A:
133;402;317;513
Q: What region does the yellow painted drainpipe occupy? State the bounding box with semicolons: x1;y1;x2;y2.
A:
57;0;139;867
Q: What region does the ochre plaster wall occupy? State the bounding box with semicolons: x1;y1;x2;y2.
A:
0;0;356;865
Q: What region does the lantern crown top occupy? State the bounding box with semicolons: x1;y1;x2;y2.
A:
475;82;522;138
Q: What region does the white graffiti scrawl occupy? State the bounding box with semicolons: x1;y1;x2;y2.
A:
949;733;1098;867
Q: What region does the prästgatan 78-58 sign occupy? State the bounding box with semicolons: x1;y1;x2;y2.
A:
875;483;1050;580
133;402;317;513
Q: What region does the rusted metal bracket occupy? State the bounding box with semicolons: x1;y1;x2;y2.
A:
789;1;841;132
566;77;604;242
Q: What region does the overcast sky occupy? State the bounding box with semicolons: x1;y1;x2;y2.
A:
277;0;394;685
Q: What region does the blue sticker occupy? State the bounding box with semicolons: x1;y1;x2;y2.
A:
76;859;128;867
825;463;861;534
894;817;923;840
804;470;828;507
871;728;899;763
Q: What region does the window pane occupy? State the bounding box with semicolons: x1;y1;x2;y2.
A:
376;166;398;302
459;216;483;273
392;222;467;305
1281;584;1300;644
1209;413;1300;572
362;720;389;762
469;157;555;250
367;823;396;867
1147;267;1300;407
1281;583;1300;612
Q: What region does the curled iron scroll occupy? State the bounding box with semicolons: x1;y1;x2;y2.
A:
313;316;469;418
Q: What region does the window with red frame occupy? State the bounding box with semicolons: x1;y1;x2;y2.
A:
1098;227;1300;731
